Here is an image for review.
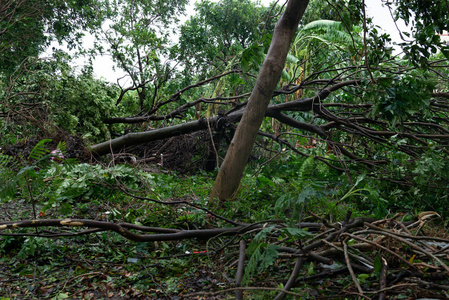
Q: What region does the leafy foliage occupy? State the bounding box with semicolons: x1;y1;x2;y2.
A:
392;0;449;64
28;139;52;161
0;154;21;200
177;0;276;78
44;163;151;214
371;73;436;126
243;226;279;284
0;53;119;142
0;0;105;75
94;0;188;112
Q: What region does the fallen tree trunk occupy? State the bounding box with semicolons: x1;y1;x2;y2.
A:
87;81;357;157
85;77;449;184
88;112;242;157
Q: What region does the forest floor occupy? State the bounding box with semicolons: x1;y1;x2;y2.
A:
1;191;449;299
1;136;449;299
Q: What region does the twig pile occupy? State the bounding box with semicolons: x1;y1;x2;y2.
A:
187;212;449;299
1;211;448;299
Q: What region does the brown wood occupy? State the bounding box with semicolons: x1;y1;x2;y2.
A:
210;0;310;202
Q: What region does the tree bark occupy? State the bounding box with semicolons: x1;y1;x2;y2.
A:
88;116;224;157
210;0;310;202
86;79;358;157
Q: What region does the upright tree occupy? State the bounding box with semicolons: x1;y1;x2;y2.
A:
95;0;188;112
210;0;449;202
0;0;104;75
211;0;310;201
0;0;109;141
177;0;276;79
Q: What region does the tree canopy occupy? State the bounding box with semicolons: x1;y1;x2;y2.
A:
176;0;276;77
0;0;105;74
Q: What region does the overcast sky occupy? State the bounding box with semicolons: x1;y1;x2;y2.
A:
51;0;409;83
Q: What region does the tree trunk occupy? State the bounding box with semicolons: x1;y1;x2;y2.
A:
87;80;357;157
87;116;225;157
210;0;309;202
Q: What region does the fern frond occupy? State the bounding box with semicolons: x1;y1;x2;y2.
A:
242;246;261;284
298;155;315;182
29;139;52;161
0;154;19;170
243;243;279;284
56;141;67;152
0;154;21;200
0;177;18;200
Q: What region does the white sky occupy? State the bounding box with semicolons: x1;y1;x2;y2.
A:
47;0;410;83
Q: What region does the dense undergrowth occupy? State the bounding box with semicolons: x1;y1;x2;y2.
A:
1;139;448;299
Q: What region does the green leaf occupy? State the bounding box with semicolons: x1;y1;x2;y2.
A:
51;293;69;300
256;176;275;188
248;226;276;253
373;255;383;274
306;262;314;276
357;273;370;284
283;227;311;239
243;243;279;284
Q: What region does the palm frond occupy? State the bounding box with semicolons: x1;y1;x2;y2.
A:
302;19;343;32
281;68;291;82
286;53;299;64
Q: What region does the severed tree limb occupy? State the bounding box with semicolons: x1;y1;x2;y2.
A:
106;93;252;123
321;239;373;271
0;219;262;242
0;228;105;238
362;222;449;244
88;117;218;156
366;283;419;295
341;233;417;270
358;226;449;274
89;79;359;157
343;241;367;299
274;257;303;300
378;257;388;300
407;278;449;290
148;70;243;115
3;211;448;299
235;240;246;300
87;73;449;180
